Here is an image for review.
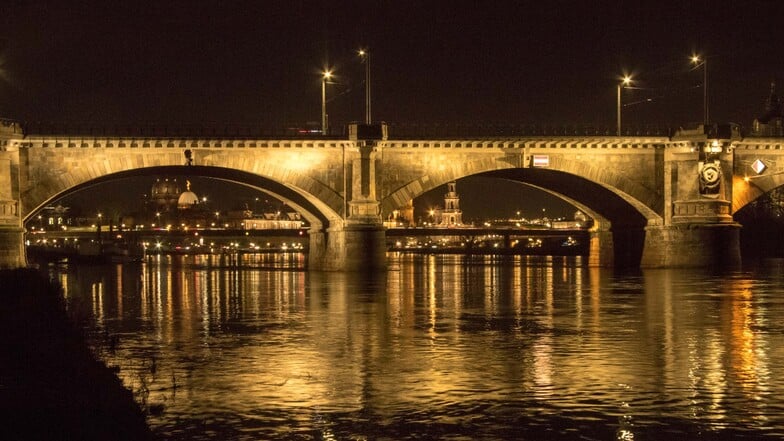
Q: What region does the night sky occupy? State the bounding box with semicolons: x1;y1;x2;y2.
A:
2;1;783;218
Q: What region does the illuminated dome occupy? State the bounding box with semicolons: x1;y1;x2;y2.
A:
177;180;199;209
151;178;181;210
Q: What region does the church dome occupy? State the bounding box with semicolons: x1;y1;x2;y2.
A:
177;180;199;209
177;191;199;209
151;178;181;210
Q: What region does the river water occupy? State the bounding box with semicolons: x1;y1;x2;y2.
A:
41;253;784;440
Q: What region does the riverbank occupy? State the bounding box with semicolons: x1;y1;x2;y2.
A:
0;268;155;440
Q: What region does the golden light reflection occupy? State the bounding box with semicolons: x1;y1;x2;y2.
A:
115;264;123;318
427;254;437;334
91;281;103;325
58;272;69;299
544;261;554;319
730;287;757;387
589;266;601;327
512;256;523;318
47;257;784;437
483;256;496;317
724;280;770;408
140;263;149;321
532;336;554;398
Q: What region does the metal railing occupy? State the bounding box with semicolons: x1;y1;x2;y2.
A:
15;119;686;139
384;122;676;138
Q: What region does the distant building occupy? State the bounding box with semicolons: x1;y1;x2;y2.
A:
239;212;303;230
551;210;592;229
177;181;200;210
384;199;415;228
121;178;305;230
149;178;182;212
34;204;75;230
751;81;783;137
433;181;463;227
120;178;210;228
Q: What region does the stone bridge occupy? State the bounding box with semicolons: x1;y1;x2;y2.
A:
1;120;781;270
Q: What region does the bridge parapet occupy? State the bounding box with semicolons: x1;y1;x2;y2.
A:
14;136;351;150
382;136;668;150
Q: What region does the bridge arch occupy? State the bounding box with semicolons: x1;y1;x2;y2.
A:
18;142;350;226
732;174;784;214
382;161;662;228
380;152;665;267
22;165;341;231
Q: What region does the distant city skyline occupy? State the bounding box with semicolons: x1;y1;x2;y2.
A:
49;175;577;224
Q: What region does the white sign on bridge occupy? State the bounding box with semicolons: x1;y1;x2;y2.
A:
532;155;550;167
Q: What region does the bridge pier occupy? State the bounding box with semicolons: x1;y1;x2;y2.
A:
588;227;614;267
308;123;387;272
0;227;25;269
308;224;386;271
0;123;25;268
642;197;741;268
639;127;742;268
641;224;741;268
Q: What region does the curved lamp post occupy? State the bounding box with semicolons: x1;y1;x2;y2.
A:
617;75;632;136
358;49;371;124
691;54;708;126
321;70;333;135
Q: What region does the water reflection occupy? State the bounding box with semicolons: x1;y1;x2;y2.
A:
45;254;784;439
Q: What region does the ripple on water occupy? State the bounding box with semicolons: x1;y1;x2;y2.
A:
56;259;784;440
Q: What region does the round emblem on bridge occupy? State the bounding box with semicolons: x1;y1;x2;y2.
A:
699;162;721;188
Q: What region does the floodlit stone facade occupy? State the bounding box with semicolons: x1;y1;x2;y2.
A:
3;120;784;270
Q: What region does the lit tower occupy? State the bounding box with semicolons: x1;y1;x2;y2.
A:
437;181;463;227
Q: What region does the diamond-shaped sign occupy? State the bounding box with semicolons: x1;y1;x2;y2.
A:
752;159;767;174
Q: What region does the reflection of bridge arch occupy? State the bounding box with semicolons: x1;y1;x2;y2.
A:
22;165;336;231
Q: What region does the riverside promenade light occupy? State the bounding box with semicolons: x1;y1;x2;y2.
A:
617;75;632;136
691;54;708;125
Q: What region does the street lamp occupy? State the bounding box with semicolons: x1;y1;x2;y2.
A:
321;70;333;135
358;48;371;124
691;54;708;125
617;75;632;136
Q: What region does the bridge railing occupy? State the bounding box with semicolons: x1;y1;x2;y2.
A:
384;123;676;138
17;120;679;139
20;121;346;139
